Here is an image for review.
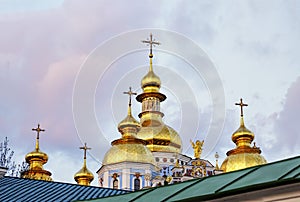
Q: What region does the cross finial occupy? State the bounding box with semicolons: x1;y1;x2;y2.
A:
142;33;160;58
123;87;137;106
235;98;248;117
79;143;91;160
32;124;45;139
32;124;45;150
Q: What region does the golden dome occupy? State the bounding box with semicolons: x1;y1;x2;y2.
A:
118;104;140;138
102;138;156;165
74;143;94;186
231;118;254;147
141;69;161;93
220;99;266;172
221;152;267;172
136;36;182;153
25;150;48;165
74;165;94;186
137;124;182;153
22;149;52;181
102;87;156;166
21;124;52;181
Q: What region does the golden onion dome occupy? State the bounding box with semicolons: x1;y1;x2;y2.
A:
25;150;48;165
141;69;161;92
74;143;94;186
102;138;156;165
74;165;94;186
231;118;255;147
102;87;156;166
21;124;52;181
221;99;267;172
137;124;182;153
118;108;140;136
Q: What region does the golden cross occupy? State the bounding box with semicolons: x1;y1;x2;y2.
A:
32;124;45;140
142;33;160;57
80;143;91;159
123;87;137;106
235;98;248;117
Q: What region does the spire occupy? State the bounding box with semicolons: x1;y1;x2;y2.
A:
232;98;254;147
74;143;94;186
141;33;160;59
80;143;91;167
118;87;140;137
235;98;248;126
215;152;220;170
21;124;52;181
32;124;45;151
123;86;137;116
140;34;162;92
141;33;160;72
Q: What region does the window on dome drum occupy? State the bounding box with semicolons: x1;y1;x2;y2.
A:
113;179;118;189
134;178;140;191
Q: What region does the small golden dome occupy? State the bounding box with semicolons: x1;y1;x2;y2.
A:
21;124;52;181
231;118;255;147
118;110;140;136
74;165;94;186
141;69;161;92
74;143;94;186
102;139;156;165
137;124;182;153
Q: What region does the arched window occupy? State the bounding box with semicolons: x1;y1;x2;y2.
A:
113;179;118;189
134;178;140;191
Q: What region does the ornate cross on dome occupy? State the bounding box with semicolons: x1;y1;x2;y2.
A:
235;98;248;117
32;124;45;151
142;33;160;57
123;87;137;106
32;124;45;139
80;143;91;160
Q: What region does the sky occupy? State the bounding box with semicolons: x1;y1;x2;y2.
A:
0;0;299;186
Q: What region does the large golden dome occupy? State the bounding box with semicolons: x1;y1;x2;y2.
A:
221;99;267;172
137;124;182;153
102;138;156;165
221;152;266;172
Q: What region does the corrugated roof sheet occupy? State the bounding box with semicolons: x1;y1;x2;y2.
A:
84;155;300;202
0;176;129;202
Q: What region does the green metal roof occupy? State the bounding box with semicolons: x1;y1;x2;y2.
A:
81;155;300;202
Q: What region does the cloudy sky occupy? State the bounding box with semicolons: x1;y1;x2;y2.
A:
0;0;299;186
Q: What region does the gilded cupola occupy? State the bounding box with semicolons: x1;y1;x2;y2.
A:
21;124;52;181
102;87;156;165
220;99;267;172
74;143;94;186
136;34;182;153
